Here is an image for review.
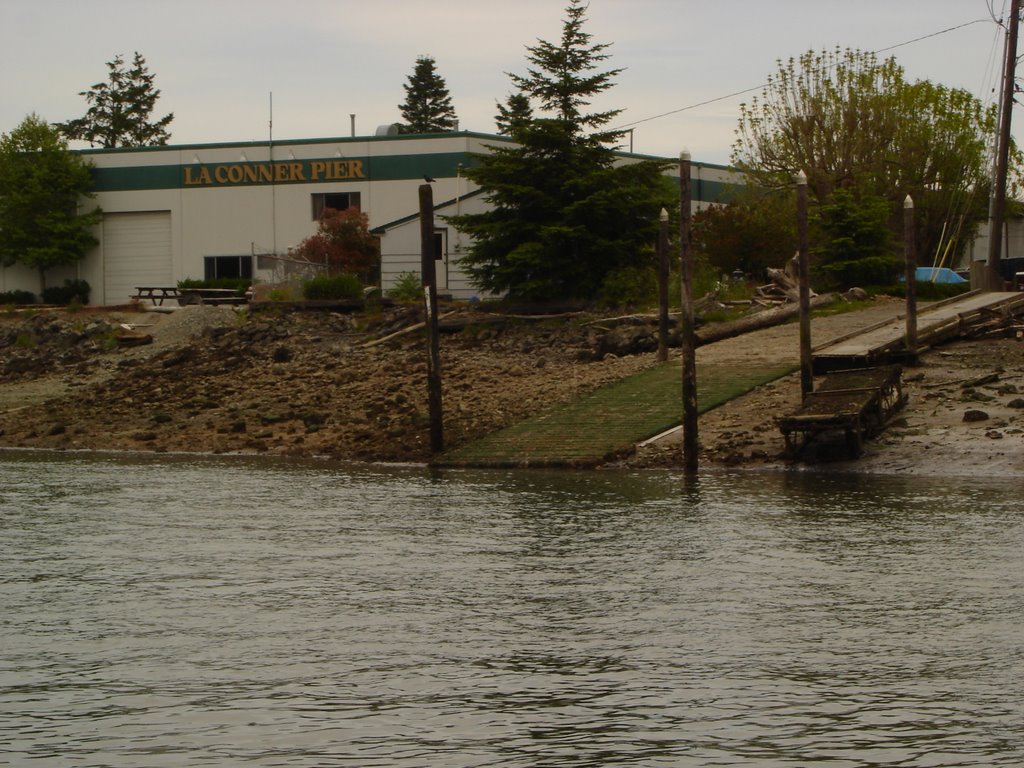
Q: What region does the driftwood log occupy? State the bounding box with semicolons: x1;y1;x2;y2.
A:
695;293;836;347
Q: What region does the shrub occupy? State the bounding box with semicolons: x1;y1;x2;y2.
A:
302;273;363;301
177;277;250;292
387;271;423;303
41;279;90;306
0;289;36;305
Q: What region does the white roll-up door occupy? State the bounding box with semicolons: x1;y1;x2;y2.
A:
102;211;172;304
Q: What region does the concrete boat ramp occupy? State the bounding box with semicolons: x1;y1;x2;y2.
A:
813;291;1024;373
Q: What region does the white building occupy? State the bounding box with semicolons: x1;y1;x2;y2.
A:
0;131;739;303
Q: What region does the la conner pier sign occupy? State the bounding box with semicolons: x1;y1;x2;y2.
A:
183;159;366;187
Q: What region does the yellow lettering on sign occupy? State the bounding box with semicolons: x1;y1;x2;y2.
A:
333;159;354;179
183;158;365;186
184;166;212;186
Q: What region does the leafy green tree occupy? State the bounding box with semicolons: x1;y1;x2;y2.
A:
0;114;102;293
732;48;1003;278
451;0;672;301
398;56;458;133
58;52;173;147
495;92;532;137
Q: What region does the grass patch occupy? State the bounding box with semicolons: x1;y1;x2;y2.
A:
438;360;795;467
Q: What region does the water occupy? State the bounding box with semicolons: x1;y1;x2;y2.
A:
1;451;1021;767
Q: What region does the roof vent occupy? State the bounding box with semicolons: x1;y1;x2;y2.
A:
375;123;401;136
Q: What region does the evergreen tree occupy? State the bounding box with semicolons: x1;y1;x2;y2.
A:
58;52;173;147
398;56;458;133
495;92;532;137
450;0;671;301
0;114;103;293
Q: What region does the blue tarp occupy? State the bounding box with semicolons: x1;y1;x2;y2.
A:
914;267;968;284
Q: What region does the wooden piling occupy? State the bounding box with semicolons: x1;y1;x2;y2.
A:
657;207;670;363
680;152;698;474
419;184;443;453
796;171;813;400
904;195;918;361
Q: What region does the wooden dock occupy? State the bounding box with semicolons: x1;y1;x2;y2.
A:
813;291;1024;373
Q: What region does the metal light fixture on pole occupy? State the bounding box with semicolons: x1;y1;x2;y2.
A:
796;169;813;400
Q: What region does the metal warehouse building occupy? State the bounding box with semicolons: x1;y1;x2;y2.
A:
0;131;738;304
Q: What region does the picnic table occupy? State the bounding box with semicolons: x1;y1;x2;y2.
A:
133;286;248;306
132;286;180;306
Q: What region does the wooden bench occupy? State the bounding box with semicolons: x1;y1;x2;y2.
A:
177;288;248;306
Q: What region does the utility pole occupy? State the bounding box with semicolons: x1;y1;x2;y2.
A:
988;0;1021;281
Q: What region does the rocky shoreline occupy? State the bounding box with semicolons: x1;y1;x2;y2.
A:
2;300;1022;476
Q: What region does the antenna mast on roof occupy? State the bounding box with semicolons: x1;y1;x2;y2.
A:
269;91;277;256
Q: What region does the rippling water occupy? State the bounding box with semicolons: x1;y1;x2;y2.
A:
1;450;1022;767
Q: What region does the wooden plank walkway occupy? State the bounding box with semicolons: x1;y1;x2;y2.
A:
814;291;1024;372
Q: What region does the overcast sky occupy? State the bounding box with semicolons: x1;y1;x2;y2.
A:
0;0;1015;165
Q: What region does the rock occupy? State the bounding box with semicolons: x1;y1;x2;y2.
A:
963;409;990;422
843;287;868;301
1008;398;1024;409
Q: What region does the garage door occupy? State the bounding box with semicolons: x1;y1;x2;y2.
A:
102;211;172;305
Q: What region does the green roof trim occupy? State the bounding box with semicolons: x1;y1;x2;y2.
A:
75;130;514;156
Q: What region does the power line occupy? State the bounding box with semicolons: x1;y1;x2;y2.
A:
613;17;992;133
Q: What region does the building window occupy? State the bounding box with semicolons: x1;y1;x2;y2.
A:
204;255;253;281
312;192;361;220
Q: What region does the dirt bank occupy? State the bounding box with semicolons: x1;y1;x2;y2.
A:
1;300;1021;476
0;303;655;461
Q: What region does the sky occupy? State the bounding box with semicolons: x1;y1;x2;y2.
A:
0;0;1016;166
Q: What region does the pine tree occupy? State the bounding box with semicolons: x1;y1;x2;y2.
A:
0;114;103;293
450;0;671;301
398;56;458;133
59;52;173;148
495;93;532;137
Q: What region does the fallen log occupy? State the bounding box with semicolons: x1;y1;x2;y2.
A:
695;293;837;347
362;311;458;348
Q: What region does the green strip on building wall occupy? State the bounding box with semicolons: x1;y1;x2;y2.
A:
90;153;478;192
